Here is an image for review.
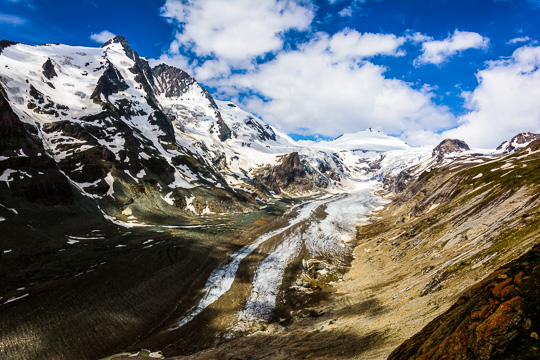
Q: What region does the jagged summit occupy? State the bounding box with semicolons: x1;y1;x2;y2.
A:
152;63;196;98
496;132;540;153
102;35;135;60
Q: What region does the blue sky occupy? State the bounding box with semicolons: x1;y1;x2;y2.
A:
1;0;540;147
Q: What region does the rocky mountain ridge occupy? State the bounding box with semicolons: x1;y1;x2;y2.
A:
0;36;423;228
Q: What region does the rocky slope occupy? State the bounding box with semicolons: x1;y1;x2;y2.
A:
389;243;540;360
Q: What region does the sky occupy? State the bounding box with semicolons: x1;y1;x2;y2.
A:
1;0;540;148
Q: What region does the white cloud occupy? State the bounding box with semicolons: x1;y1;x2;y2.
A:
442;45;540;148
338;6;353;17
89;30;117;44
0;13;25;26
415;30;489;65
329;29;406;59
400;128;442;147
154;1;460;146
215;32;454;144
405;31;432;44
507;36;531;45
160;0;314;68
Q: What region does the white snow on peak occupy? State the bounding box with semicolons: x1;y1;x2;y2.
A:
313;129;410;152
0;40;434;198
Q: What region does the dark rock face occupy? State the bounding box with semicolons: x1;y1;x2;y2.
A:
0;85;73;205
245;117;277;141
0;40;17;55
103;35;135;60
497;132;540;153
254;152;321;194
432;139;470;161
42;58;57;80
91;62;129;101
152;64;197;98
151;64;231;142
216;119;232;142
389;244;540;360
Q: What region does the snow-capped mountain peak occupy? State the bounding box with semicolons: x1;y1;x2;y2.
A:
0;36;431;224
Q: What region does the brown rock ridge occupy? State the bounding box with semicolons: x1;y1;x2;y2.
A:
432;138;470;162
389;243;540;360
253;152;334;195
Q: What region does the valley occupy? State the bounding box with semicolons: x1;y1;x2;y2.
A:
1;36;539;360
0;184;386;359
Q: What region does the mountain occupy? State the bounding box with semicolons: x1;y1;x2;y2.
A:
0;36;423;227
2;36;539;360
496;132;540;154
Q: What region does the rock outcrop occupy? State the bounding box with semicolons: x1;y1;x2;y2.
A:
497;132;540;154
432;138;470;161
253;152;329;195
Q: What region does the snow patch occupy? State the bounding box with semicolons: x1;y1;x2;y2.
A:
104;172;115;197
3;293;29;304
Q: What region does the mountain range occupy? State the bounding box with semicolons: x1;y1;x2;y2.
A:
0;36;428;227
1;36;539;360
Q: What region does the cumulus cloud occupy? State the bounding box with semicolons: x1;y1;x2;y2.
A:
338;6;353;17
216;32;454;143
400;129;442;147
415;30;489;65
159;0;314;68
405;31;432;44
328;29;406;59
154;0;467;145
442;45;540;148
89;30;116;44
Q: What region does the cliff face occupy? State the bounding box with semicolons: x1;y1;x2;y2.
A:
0;85;74;206
253;152;320;195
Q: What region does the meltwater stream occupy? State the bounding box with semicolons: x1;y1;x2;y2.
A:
172;182;386;330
